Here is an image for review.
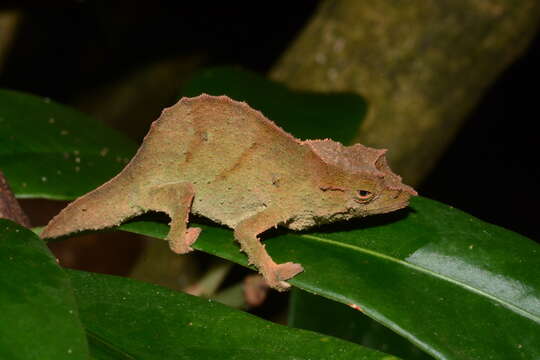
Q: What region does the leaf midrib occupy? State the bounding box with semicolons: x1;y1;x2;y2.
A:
86;328;137;360
300;233;540;323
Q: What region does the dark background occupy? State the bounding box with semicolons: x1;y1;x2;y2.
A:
1;2;538;243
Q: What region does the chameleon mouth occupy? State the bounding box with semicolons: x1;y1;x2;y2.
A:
379;200;410;213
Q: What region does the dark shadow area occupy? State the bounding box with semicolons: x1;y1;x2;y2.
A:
1;2;318;101
420;31;540;242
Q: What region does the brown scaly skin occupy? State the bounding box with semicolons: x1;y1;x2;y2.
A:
41;95;417;291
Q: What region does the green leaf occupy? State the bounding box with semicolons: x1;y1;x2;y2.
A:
288;288;434;360
0;89;137;200
68;269;399;360
183;66;366;144
119;196;540;360
0;219;89;359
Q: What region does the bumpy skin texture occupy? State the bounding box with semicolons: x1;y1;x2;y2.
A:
41;95;417;291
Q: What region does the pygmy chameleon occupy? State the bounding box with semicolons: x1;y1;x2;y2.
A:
41;94;417;291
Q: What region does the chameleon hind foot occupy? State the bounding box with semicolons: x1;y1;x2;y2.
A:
264;261;304;291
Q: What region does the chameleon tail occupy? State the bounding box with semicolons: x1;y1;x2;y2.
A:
41;177;141;240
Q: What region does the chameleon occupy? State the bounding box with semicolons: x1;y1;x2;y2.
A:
41;94;417;291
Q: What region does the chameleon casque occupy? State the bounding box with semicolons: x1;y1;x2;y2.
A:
41;94;417;291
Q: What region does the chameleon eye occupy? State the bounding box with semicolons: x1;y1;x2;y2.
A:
356;190;374;202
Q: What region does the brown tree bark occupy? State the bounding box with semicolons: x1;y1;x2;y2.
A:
0;10;20;73
0;170;30;227
271;0;540;185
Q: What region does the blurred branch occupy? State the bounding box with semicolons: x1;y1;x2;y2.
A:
129;237;203;291
212;275;269;310
271;0;540;185
213;282;246;309
184;261;233;298
0;10;20;73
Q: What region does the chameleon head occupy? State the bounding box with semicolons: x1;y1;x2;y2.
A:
345;154;417;217
306;139;417;220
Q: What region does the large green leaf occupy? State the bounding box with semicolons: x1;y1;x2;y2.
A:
119;196;540;360
0;89;137;199
68;269;398;360
0;219;89;359
183;66;366;144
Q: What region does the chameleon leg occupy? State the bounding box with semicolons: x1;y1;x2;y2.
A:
140;182;201;254
234;210;303;291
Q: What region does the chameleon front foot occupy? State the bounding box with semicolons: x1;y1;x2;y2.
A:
139;182;202;254
169;227;201;254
